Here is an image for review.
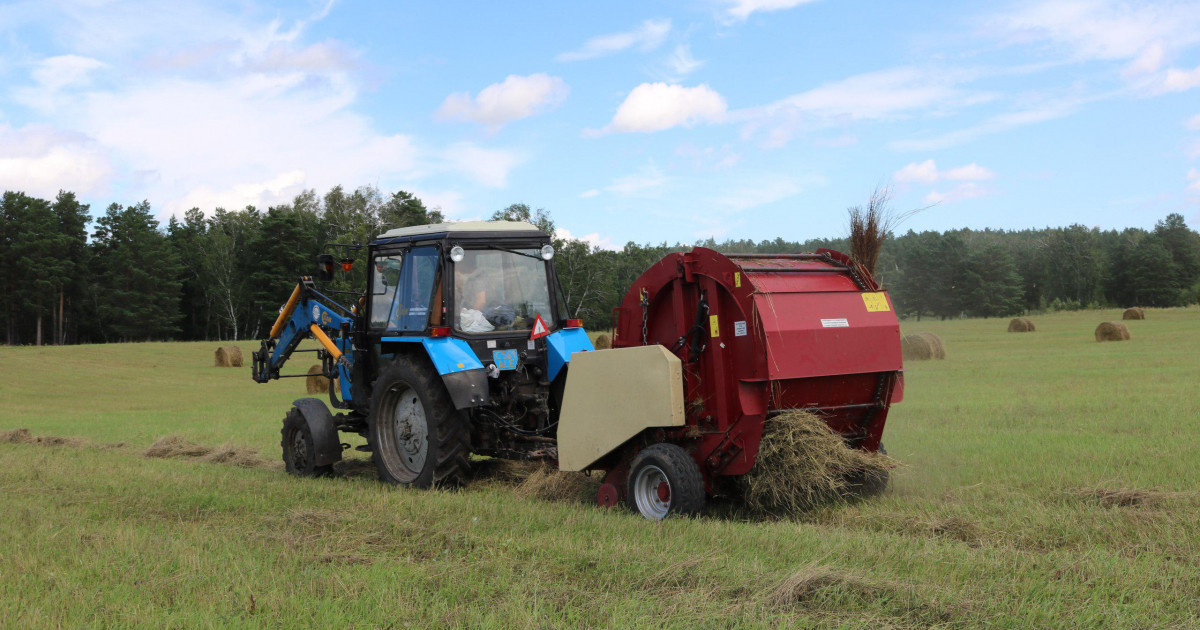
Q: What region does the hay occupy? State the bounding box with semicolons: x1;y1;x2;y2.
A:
1;428;85;447
1122;307;1145;320
1007;317;1036;333
214;346;244;368
1094;322;1130;342
306;364;331;394
513;465;599;504
143;435;264;467
739;411;894;514
593;333;612;350
769;565;899;608
901;332;946;360
1070;487;1173;508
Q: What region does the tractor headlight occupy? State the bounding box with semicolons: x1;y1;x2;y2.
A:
540;244;554;260
450;245;465;262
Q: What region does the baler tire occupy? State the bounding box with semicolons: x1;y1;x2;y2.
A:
368;355;471;488
281;408;333;478
626;443;705;520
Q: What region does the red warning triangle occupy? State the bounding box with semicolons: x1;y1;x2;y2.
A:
530;314;550;340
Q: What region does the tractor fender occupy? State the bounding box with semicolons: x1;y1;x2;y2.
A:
380;337;490;410
291;398;343;466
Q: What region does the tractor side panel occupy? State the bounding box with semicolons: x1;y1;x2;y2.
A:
380;336;490;409
545;328;595;382
557;345;685;472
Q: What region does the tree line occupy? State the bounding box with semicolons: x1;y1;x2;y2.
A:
2;185;1198;345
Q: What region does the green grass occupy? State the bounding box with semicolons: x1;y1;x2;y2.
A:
2;307;1199;627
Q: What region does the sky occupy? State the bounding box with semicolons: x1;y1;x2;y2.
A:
1;0;1199;249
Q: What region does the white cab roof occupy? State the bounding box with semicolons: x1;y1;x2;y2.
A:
376;220;541;240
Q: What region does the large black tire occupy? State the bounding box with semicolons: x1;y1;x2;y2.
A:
368;355;471;488
626;443;706;520
281;407;333;477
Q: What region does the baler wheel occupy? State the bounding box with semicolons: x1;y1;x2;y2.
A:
626;443;705;520
281;408;333;477
368;356;471;488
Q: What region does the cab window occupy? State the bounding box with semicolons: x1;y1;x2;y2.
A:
389;246;440;332
370;254;403;329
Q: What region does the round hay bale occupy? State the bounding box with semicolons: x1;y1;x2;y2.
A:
214;346;243;368
593;333;611;350
1007;317;1036;333
306;363;331;394
901;333;945;360
1122;307;1145;320
1095;321;1130;342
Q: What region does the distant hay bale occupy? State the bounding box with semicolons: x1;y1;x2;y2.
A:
1122;307;1145;320
1007;317;1036;333
739;411;894;514
593;333;611;350
1095;322;1130;342
306;364;331;394
214;346;243;368
513;465;598;504
901;332;945;360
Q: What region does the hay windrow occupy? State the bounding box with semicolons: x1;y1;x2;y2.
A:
739;411;894;514
214;346;244;368
1;428;86;447
769;565;900;608
1007;317;1036;332
1068;487;1175;508
1122;307;1145;320
512;465;599;504
901;332;945;360
306;363;332;394
1094;321;1130;342
144;435;264;467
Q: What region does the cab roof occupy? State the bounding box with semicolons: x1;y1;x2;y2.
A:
375;220;543;241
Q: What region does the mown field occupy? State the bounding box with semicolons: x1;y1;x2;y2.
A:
2;307;1199;628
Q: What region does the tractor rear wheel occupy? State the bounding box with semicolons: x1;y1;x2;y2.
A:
281;407;333;477
368;356;471;488
626;443;705;520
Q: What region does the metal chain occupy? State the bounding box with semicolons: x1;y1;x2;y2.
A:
640;287;650;346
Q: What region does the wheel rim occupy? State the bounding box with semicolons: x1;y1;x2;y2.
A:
378;383;428;482
288;427;310;472
632;464;672;520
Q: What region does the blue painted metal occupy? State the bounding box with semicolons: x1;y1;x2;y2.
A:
380;336;484;375
545;328;594;382
268;296;355;403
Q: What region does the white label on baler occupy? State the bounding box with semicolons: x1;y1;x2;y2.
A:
734;321;747;336
821;318;849;328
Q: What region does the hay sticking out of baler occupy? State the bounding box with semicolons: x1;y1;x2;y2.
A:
513;464;599;504
740;411;893;514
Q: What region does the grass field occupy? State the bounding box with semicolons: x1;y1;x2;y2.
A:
2;307;1199;627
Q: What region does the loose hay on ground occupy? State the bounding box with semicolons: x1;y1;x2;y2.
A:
306;364;331;394
1123;307;1146;320
1095;321;1131;342
213;346;244;367
0;428;86;447
1007;317;1036;332
1069;487;1174;508
144;435;264;467
901;333;946;360
740;411;894;514
769;565;898;608
512;465;598;504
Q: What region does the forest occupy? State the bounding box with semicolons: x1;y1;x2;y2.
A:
2;185;1198;345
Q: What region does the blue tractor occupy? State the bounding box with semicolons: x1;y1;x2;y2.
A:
251;221;593;486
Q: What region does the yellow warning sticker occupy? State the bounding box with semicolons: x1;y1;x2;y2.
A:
862;292;891;312
734;272;741;288
709;314;720;338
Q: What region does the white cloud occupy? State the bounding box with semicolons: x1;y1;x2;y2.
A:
1162;65;1200;92
924;182;993;205
1186;114;1200;130
578;189;599;198
891;102;1076;151
996;1;1200;66
724;0;821;21
1188;169;1200;193
598;83;727;134
665;45;704;77
0;123;114;199
436;74;569;128
555;227;618;251
606;163;669;197
172;170;307;212
556;19;671;62
1124;42;1165;75
441;143;524;188
896;160;994;190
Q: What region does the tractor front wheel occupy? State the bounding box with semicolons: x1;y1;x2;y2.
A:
626;443;705;520
281;407;333;477
368;356;471;488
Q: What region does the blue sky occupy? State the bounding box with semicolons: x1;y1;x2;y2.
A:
2;0;1199;248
